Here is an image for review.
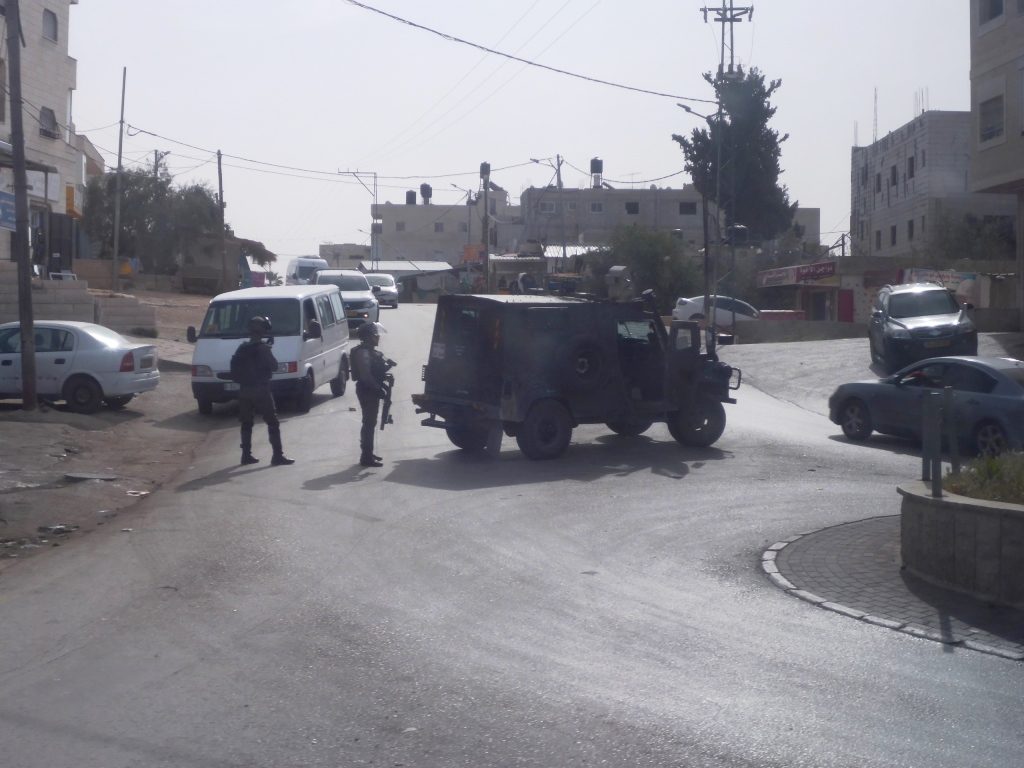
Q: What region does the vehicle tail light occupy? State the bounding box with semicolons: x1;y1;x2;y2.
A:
278;362;298;374
119;352;135;372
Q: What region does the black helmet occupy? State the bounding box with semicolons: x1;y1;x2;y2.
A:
357;322;379;342
248;316;271;335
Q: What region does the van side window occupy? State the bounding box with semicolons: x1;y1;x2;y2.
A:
303;299;317;333
316;295;336;327
329;293;344;323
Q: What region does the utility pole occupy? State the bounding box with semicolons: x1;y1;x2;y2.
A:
555;154;566;273
111;67;126;291
153;150;169;176
480;162;490;290
7;0;37;409
217;150;227;290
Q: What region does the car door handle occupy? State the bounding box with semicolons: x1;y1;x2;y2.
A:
54;358;66;364
1;360;10;366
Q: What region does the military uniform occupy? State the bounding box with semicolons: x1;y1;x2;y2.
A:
231;318;294;466
351;326;390;467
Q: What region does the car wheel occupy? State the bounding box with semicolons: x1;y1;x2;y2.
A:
330;357;349;397
197;397;214;415
606;420;653;437
294;373;314;413
972;420;1008;456
446;423;489;452
516;399;572;460
105;395;134;410
62;375;103;414
668;394;726;448
838;398;873;440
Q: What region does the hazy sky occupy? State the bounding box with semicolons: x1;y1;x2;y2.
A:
68;1;970;259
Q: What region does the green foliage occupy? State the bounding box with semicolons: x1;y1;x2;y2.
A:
672;67;796;242
83;169;222;275
929;213;1016;263
603;225;702;313
944;452;1024;505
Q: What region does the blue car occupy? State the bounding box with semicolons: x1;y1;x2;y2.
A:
828;356;1024;455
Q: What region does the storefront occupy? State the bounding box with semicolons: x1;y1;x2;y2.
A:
757;261;856;322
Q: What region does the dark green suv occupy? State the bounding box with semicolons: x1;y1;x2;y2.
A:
412;291;741;459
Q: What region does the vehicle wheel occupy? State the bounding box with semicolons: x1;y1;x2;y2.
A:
105;395;134;410
197;397;214;415
838;398;873;440
330;357;349;397
606;420;653;436
516;400;573;460
972;420;1008;456
63;375;103;414
446;423;489;452
294;373;314;413
668;394;726;448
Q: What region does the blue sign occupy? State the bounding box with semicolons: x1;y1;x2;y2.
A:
0;191;15;232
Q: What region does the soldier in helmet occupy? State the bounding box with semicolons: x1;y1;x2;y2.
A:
230;316;295;466
351;322;390;467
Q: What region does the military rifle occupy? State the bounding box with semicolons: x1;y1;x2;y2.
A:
379;358;396;431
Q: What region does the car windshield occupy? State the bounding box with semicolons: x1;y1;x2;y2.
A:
319;274;370;291
199;299;301;338
888;290;959;318
366;275;394;287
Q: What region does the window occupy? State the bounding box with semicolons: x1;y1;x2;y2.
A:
875;230;881;250
38;107;59;139
625;201;640;215
567;201;576;211
907;219;914;241
890;225;897;246
979;0;1003;24
590;202;603;214
890;165;898;187
875;173;881;193
434;222;444;233
678;201;697;215
539;201;555;214
458;222;468;233
42;9;58;41
979;95;1005;142
907;156;915;179
315;295;337;328
395;221;405;232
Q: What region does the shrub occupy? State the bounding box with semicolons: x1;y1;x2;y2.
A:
943;452;1024;505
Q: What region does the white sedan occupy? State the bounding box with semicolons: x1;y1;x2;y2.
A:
672;295;760;327
0;321;160;413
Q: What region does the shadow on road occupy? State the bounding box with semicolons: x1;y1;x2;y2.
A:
377;435;732;492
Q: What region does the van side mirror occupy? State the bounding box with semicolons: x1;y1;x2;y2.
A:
372;285;381;293
187;326;197;343
304;320;322;340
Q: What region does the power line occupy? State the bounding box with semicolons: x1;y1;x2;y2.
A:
343;0;716;105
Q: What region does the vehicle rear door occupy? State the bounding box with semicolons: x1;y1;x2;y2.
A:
426;301;500;404
0;327;23;395
33;326;76;396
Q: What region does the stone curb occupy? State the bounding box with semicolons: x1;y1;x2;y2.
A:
762;526;1024;663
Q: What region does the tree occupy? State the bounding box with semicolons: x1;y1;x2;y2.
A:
83;170;222;274
673;67;796;243
601;225;702;313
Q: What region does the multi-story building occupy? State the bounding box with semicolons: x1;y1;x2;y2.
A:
1;0;85;272
850;110;1016;260
969;0;1024;327
370;186;522;264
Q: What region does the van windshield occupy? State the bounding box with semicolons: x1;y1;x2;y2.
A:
199;299;302;338
318;274;370;291
296;265;320;281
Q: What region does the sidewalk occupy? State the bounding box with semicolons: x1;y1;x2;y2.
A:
763;516;1024;661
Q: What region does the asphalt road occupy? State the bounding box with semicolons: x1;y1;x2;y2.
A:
0;304;1021;768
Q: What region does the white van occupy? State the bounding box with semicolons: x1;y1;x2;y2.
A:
285;257;329;285
187;285;350;415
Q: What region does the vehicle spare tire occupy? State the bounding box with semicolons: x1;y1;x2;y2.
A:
564;336;607;391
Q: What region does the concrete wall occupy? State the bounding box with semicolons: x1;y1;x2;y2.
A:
900;481;1024;608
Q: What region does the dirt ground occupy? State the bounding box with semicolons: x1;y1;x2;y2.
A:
0;291;214;570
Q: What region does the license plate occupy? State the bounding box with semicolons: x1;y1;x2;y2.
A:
346;310;362;318
924;340;950;348
224;382;239;391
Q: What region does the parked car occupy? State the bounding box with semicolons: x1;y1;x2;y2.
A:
828;356;1024;455
365;273;399;308
0;320;160;413
672;295;759;327
868;282;977;371
313;269;379;329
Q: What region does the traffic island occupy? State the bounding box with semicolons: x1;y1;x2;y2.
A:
899;481;1024;609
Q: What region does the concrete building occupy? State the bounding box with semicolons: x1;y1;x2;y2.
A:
969;0;1024;329
850;110;1016;260
520;183;709;253
370;185;522;265
319;242;371;270
1;0;85;273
